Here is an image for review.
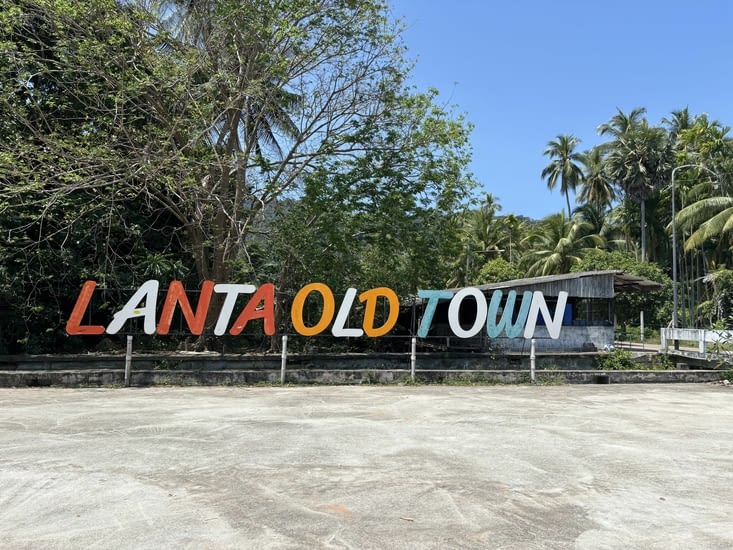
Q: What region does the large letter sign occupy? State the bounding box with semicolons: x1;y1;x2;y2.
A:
66;280;567;341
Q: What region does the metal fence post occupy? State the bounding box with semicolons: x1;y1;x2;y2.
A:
124;335;133;387
280;334;288;385
410;337;416;383
530;338;536;384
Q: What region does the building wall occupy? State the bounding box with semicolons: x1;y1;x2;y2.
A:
490;325;614;352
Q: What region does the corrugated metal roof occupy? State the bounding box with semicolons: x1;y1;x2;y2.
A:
447;270;662;296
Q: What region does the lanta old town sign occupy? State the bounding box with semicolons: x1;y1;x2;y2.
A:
65;280;569;340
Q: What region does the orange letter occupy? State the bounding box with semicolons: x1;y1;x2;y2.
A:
359;287;399;337
157;280;215;335
230;283;276;336
291;283;335;336
65;280;106;335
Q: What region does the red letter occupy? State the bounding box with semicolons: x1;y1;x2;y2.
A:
65;281;105;335
157;280;215;335
229;283;276;336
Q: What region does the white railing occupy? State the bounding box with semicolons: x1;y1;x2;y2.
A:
661;327;733;354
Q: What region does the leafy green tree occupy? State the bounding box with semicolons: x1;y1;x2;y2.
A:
1;0;477;351
574;202;624;251
541;134;584;217
475;257;522;284
699;267;733;327
573;250;672;329
662;107;693;141
0;0;193;352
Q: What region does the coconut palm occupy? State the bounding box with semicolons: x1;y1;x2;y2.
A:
597;107;647;139
662;107;692;141
154;0;302;160
676;195;733;253
574;202;624;251
577;147;616;209
541;134;584;217
604;124;673;261
521;212;604;276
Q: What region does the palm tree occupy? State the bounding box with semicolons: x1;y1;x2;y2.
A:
469;193;503;252
577;147;616;209
597;107;647;139
662;107;692;141
521;212;604;276
541;134;584;217
574;202;624;251
604;124;672;261
676;195;733;253
155;0;301;159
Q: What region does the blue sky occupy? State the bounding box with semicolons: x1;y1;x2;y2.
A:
388;0;733;219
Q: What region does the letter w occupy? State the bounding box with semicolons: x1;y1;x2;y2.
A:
486;290;532;338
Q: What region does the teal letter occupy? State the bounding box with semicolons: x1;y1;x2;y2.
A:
486;290;532;338
417;290;454;338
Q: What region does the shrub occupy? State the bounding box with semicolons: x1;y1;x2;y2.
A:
595;349;636;370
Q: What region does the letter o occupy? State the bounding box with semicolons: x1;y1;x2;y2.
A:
291;283;336;336
448;288;488;338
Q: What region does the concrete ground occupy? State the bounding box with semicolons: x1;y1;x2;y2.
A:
1;384;732;550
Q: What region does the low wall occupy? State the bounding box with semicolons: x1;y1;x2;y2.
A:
498;326;614;352
0;351;599;372
0;368;723;387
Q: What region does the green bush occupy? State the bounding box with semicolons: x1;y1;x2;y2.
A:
595;349;637;370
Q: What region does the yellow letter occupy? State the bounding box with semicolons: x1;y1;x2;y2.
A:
359;287;399;337
291;283;335;336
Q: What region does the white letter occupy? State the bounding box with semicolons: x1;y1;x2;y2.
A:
523;291;568;339
448;287;488;338
213;284;255;336
106;280;160;335
331;288;364;337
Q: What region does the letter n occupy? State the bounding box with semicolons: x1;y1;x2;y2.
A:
523;291;569;339
157;280;215;335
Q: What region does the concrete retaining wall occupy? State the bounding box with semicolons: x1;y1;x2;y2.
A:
0;352;725;387
0;368;724;387
0;351;599;372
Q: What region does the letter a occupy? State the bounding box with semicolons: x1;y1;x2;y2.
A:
229;283;276;336
107;280;160;335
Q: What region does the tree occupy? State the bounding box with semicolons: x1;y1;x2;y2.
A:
676;196;733;253
573;250;672;329
597;107;647;139
521;212;603;276
475;257;521;284
662;107;692;141
0;0;194;352
604;123;673;262
577;147;616;209
0;0;477;350
541;134;584;217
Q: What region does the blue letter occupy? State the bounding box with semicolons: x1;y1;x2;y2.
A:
416;290;454;338
486;290;532;338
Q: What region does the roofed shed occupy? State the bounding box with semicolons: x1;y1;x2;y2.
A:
416;270;662;353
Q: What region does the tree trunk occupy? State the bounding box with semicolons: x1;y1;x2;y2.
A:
640;199;647;262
